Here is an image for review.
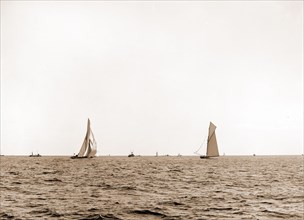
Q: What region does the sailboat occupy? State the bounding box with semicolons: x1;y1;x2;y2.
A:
29;152;41;157
71;119;97;159
195;122;220;159
128;151;135;157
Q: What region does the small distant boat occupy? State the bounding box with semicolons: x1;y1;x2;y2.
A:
128;152;135;157
195;122;220;159
29;152;41;157
71;119;97;159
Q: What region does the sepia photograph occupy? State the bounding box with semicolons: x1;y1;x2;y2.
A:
1;0;303;219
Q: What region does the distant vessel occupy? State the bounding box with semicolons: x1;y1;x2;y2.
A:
71;119;97;159
128;152;135;157
29;152;41;157
195;122;220;159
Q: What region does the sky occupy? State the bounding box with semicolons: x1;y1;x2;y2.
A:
1;1;303;156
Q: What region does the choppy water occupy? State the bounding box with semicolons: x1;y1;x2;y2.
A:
0;156;303;219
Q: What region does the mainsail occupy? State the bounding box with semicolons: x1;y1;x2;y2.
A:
73;119;97;158
206;122;219;157
197;122;219;158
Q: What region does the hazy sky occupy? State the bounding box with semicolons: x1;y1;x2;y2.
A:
1;1;303;156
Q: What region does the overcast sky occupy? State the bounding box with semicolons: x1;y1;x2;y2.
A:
1;1;303;156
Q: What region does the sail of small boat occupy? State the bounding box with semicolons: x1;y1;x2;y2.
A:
71;119;97;159
196;122;219;159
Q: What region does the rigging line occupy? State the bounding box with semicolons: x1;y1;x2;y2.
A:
194;135;207;155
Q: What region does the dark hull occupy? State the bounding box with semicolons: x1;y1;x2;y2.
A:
29;155;41;157
71;156;93;159
128;154;135;157
200;156;219;159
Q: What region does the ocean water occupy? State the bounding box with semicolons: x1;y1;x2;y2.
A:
0;156;303;219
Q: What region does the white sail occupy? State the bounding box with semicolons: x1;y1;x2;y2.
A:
77;138;87;157
85;131;97;157
206;122;219;157
76;119;97;158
